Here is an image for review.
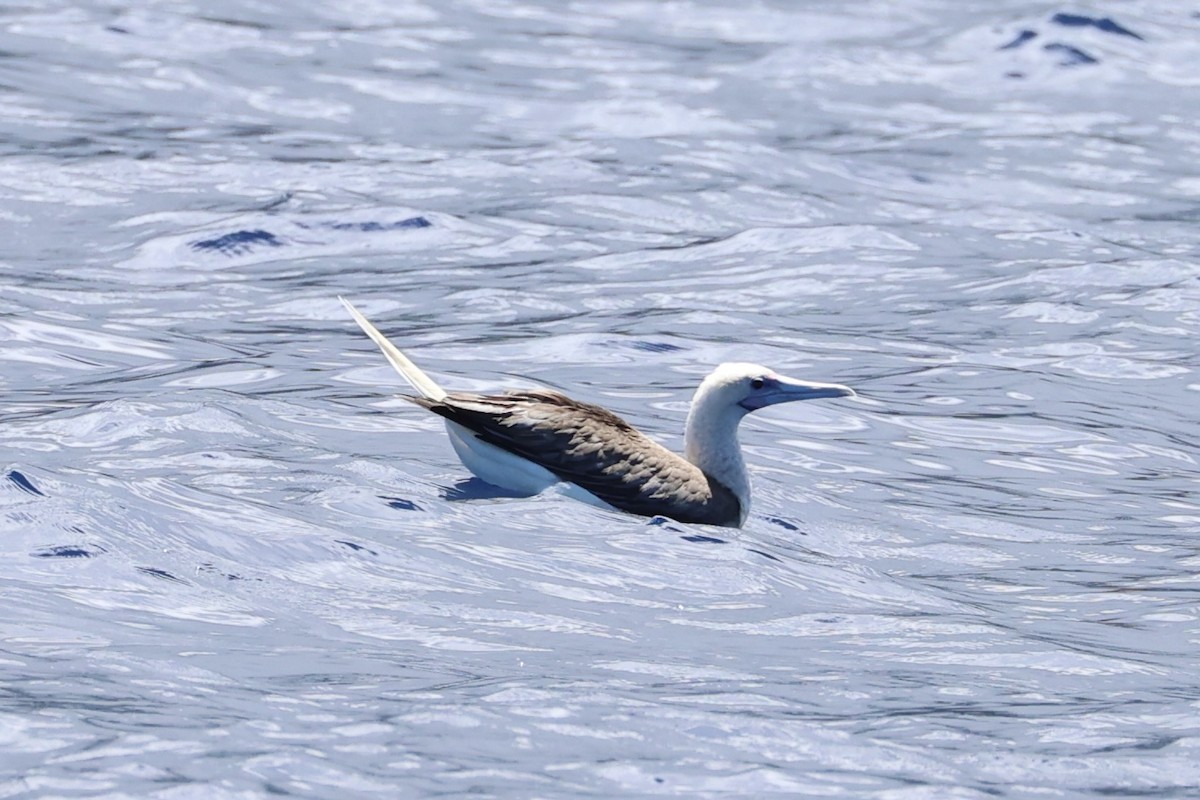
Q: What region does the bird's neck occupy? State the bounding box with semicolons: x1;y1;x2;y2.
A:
684;400;750;519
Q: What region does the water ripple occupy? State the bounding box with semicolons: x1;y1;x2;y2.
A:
3;0;1200;797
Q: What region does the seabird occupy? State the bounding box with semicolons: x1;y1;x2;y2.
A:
341;298;855;527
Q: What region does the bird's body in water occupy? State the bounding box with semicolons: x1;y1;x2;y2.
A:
341;298;855;527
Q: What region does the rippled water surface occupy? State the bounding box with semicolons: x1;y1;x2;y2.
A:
3;1;1200;797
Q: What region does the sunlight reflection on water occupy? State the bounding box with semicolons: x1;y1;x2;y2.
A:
3;0;1200;797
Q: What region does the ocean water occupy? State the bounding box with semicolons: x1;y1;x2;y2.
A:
3;1;1199;797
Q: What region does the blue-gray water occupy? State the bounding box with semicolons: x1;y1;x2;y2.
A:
3;1;1199;797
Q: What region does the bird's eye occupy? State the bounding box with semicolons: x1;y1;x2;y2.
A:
750;377;765;390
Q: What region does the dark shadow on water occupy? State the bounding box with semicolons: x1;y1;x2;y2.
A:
136;566;188;584
335;540;379;557
441;478;531;502
191;216;431;256
998;29;1037;50
764;515;806;534
190;229;282;255
197;562;261;582
682;533;726;544
1043;42;1098;66
648;516;729;544
7;469;44;496
630;340;685;353
380;495;422;511
32;544;103;559
1049;12;1143;40
319;216;430;233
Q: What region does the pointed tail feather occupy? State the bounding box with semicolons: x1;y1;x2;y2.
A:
340;297;447;401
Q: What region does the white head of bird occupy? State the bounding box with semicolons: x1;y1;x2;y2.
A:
684;362;856;520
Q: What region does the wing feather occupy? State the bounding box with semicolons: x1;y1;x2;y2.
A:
410;390;741;526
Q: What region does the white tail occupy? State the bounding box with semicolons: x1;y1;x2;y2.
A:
340;297;447;401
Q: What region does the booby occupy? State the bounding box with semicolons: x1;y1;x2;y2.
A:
341;298;855;527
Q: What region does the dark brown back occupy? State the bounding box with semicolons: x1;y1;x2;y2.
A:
410;390;742;526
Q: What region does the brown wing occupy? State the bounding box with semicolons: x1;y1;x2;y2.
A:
409;389;741;526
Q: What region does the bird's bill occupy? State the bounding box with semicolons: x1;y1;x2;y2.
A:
739;375;856;410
